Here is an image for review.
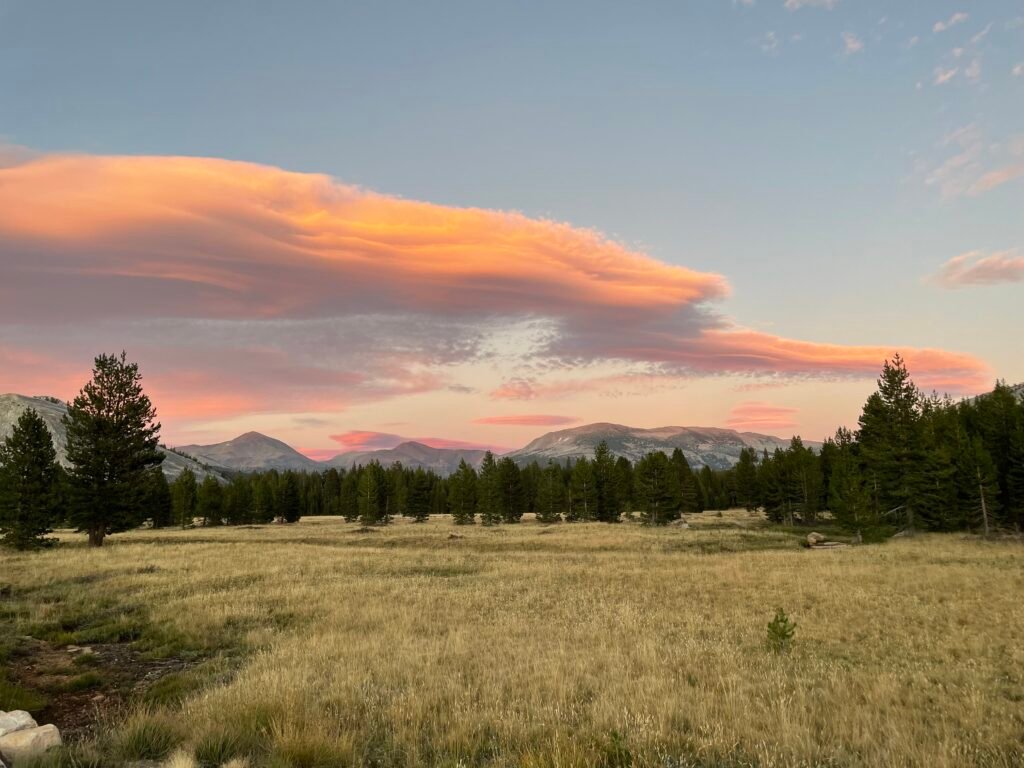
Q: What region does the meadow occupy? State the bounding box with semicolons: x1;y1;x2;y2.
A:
2;513;1022;768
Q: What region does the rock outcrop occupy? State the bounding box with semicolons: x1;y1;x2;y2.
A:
0;711;62;765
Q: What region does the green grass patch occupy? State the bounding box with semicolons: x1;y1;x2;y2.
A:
0;672;48;712
60;670;105;692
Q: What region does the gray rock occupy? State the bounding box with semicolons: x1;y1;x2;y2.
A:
0;711;36;738
0;724;61;763
806;532;827;546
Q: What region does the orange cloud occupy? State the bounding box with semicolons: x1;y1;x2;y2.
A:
0;147;991;424
473;414;580;426
0;150;726;324
726;401;800;432
934;250;1024;288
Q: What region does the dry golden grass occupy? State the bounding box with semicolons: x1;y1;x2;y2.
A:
3;512;1023;767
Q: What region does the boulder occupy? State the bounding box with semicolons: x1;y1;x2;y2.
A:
0;724;61;764
0;711;35;738
806;532;827;546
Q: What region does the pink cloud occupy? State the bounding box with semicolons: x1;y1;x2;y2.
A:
967;163;1024;196
727;401;799;432
473;414;580;426
934;250;1024;288
328;430;499;453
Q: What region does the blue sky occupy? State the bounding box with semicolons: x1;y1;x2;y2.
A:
0;1;1021;451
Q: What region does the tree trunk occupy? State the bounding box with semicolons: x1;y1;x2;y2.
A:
88;527;105;547
978;468;990;538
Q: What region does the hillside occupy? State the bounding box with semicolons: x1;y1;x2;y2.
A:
0;393;223;481
506;421;819;470
176;432;320;472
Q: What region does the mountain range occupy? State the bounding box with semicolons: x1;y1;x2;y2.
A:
504;422;819;470
172;421;814;474
14;386;1019;478
0;394;224;482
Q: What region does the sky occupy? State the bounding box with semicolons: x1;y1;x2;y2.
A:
1;0;1022;458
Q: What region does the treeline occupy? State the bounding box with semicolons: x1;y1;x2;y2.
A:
164;442;736;530
745;357;1024;536
2;352;1022;550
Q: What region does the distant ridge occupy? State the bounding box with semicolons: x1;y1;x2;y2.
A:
0;393;224;482
505;422;821;470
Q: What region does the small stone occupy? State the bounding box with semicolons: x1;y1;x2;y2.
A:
0;710;36;738
0;724;62;764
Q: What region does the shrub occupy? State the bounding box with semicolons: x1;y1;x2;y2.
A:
766;608;796;653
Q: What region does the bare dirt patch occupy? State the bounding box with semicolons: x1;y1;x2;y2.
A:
8;637;195;740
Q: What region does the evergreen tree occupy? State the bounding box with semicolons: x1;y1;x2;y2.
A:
358;462;387;525
172;468;198;528
224;475;253;525
962;436;1001;536
253;472;277;523
857;355;929;532
278;472;302;523
340;469;360;522
671;449;700;514
534;461;564;523
569;457;597;521
63;352;164;546
407;468;432;523
477;452;502;526
146;468;173;529
592;441;619;522
0;408;61;549
197;475;224;526
734;447;759;512
614;456;634;516
497;457;525;523
635;452;679;525
827;428;875;534
448;459;478;524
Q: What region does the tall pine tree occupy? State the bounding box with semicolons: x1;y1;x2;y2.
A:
0;408;61;549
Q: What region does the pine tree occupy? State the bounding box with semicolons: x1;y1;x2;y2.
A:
592;441;619;522
253;472;277;523
635;452;680;525
448;459;478;525
963;437;1001;536
146;468;173;529
734;447;759;512
827;427;874;534
224;475;253;525
172;468;198;528
407;469;431;523
340;469;360;522
197;475;224;526
614;456;633;516
477;452;502;526
858;355;928;532
569;458;597;521
63;352;164;546
534;461;565;523
671;449;700;514
278;472;302;523
497;457;525;523
358;462;387;525
0;408;61;549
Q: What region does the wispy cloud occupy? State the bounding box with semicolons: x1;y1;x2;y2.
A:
842;31;864;55
934;250;1024;288
784;0;837;10
933;66;959;85
933;12;968;33
726;401;799;432
472;414;580;427
1013;63;1023;77
967;162;1024;195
